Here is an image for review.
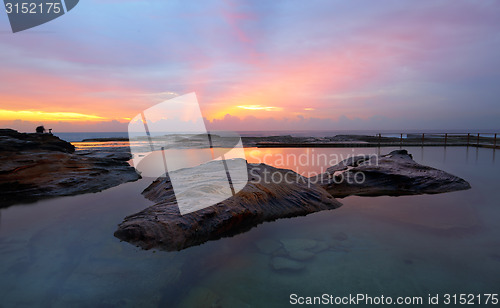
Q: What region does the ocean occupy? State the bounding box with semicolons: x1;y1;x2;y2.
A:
0;146;499;306
54;129;499;142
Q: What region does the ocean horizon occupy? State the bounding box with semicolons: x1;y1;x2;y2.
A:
53;129;500;142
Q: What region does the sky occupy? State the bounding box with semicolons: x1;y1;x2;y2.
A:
0;0;500;132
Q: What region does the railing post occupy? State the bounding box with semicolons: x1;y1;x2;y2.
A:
400;133;403;145
444;133;448;146
378;133;381;146
477;133;480;147
467;133;470;147
495;133;497;148
422;133;425;145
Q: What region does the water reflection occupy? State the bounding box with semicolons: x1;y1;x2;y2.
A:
243;146;496;177
0;146;499;306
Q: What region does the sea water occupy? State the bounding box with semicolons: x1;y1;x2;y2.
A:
0;146;499;307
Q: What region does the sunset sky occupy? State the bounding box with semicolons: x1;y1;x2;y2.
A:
1;0;499;132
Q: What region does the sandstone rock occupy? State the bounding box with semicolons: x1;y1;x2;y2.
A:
115;149;471;252
0;129;140;207
0;129;75;153
114;161;342;251
76;150;132;162
312;150;471;198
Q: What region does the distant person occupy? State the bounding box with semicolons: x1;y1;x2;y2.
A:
36;126;46;134
48;128;52;134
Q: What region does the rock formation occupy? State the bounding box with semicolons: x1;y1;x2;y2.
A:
115;150;471;251
114;162;341;251
311;150;471;198
0;129;140;207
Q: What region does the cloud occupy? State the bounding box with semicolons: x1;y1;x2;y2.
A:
237;105;282;111
0;1;499;131
0;109;106;122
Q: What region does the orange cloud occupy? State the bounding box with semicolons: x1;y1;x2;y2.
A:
201;42;389;121
237;105;282;111
0;109;107;122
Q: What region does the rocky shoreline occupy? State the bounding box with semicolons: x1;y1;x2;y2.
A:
0;129;140;207
115;150;471;251
77;133;491;148
0;129;472;252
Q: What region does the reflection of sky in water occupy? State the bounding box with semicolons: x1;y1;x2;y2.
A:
0;147;499;307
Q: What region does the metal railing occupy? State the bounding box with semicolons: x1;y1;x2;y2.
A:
375;133;498;148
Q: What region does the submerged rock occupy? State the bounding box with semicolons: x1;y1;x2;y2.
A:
0;129;140;207
280;239;318;252
312;150;471;198
288;250;316;261
271;257;305;271
332;232;348;241
255;239;282;254
114;162;342;251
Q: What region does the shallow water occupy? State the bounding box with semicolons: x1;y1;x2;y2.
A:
0;146;499;307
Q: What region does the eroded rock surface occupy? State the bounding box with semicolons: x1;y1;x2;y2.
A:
312;150;471;198
114;162;342;251
115;150;471;251
0;129;140;207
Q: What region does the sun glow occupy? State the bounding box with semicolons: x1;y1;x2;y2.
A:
0;109;107;122
237;105;282;111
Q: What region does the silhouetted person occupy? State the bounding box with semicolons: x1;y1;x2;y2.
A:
36;126;46;134
48;128;52;134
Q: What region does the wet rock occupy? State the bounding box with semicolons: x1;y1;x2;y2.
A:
312;150;471;198
115;149;472;252
115;162;342;251
0;129;140;207
76;150;132;161
271;257;305;271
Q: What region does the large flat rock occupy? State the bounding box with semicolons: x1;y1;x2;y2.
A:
0;129;140;207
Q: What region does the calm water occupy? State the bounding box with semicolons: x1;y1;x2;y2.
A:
54;130;500;142
0;147;499;307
